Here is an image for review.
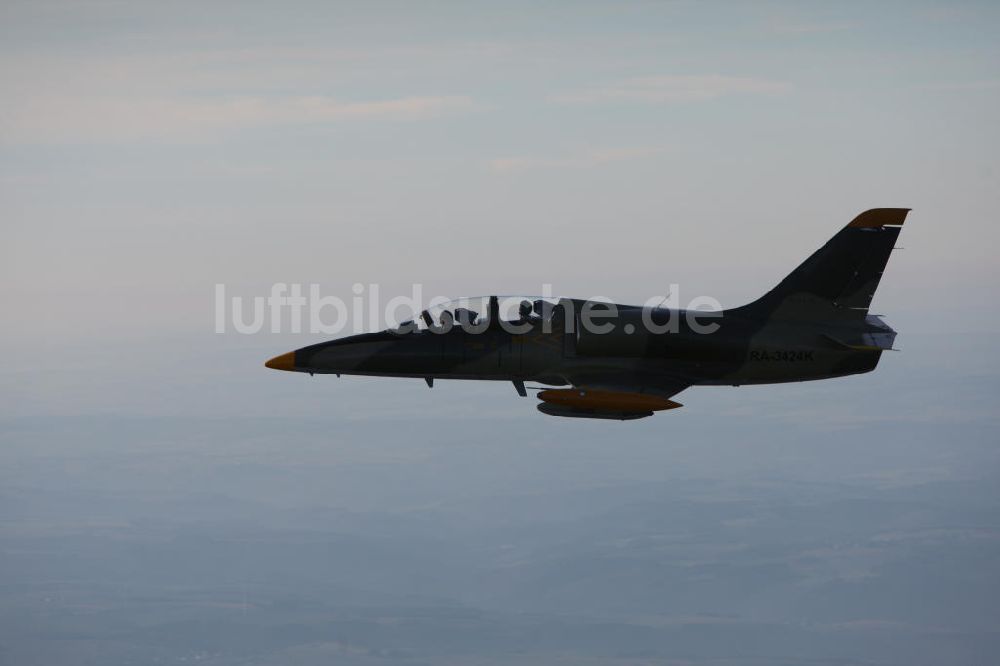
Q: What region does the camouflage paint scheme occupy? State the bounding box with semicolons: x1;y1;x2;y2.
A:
266;209;908;420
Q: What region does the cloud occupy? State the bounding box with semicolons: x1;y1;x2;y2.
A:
551;75;789;105
0;94;476;143
0;45;482;143
488;146;665;172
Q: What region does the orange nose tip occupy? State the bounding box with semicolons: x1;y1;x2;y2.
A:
264;351;296;371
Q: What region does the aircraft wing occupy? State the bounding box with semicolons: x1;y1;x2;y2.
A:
536;372;692;420
567;372;690;399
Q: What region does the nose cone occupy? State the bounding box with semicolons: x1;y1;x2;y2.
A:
264;351;296;371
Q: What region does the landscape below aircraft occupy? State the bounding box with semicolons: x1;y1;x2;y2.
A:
266;208;909;420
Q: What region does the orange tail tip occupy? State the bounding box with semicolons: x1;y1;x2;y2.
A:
846;208;910;228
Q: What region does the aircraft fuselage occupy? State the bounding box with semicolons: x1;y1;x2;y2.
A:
275;301;890;388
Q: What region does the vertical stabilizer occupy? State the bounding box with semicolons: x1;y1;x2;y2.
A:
734;208;909;322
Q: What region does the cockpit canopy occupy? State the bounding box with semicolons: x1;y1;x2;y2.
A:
393;295;569;333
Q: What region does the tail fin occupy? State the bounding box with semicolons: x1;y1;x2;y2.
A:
736;208;909;321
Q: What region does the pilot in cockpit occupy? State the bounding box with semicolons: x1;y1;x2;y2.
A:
439;309;454;330
454;307;478;328
518;299;534;322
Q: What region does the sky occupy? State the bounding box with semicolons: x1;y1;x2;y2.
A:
1;2;999;665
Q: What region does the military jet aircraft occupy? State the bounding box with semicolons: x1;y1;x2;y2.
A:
266;208;908;420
